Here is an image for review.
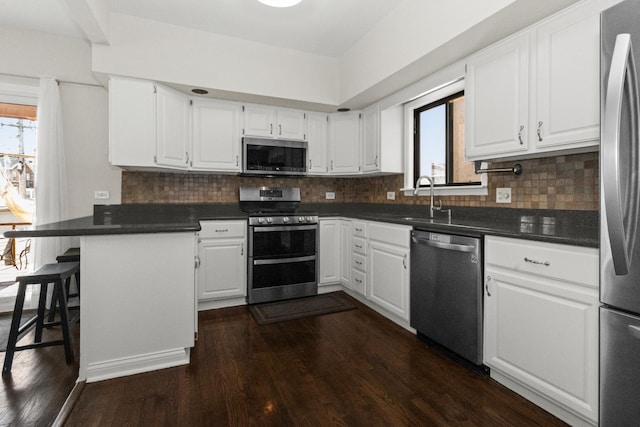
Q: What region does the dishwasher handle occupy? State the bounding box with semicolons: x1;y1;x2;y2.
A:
412;236;477;253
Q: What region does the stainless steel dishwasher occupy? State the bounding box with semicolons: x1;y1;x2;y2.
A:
410;229;483;366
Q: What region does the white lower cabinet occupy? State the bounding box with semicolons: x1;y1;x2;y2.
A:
484;235;598;426
368;222;410;321
197;221;246;301
318;219;341;286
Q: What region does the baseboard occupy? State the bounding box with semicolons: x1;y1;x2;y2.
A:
490;370;597;427
198;296;246;311
52;380;85;427
85;347;190;383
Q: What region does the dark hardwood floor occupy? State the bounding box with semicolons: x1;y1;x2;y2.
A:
66;293;567;426
0;311;80;426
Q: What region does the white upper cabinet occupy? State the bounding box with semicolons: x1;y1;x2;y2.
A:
328;111;361;174
465;2;600;161
307;112;328;174
191;99;241;172
533;6;600;151
156;85;191;169
362;104;404;175
362;105;380;173
465;32;530;160
108;76;157;168
243;104;307;141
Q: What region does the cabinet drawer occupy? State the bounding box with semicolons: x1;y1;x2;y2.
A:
352;237;367;255
199;221;246;239
369;222;410;248
352;253;367;271
352;268;366;295
485;236;598;288
352;222;367;238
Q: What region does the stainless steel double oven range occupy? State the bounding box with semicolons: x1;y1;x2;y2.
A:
239;187;318;304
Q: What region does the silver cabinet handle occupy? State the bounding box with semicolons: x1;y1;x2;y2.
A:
485;276;492;297
355;244;363;249
524;257;550;266
375;155;378;167
603;33;640;275
403;253;407;269
185;152;189;165
279;124;282;135
240;243;244;256
331;160;334;170
309;159;312;169
355;260;363;266
355;278;363;284
215;229;229;233
537;121;543;142
236;155;239;167
270;123;273;135
518;125;525;145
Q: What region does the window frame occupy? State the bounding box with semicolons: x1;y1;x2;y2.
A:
413;90;475;187
403;78;488;197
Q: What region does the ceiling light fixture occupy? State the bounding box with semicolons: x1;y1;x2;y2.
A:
257;0;302;8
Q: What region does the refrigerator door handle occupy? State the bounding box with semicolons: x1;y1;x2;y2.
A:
603;33;640;275
629;324;640;341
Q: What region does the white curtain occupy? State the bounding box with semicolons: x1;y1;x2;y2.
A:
34;76;69;268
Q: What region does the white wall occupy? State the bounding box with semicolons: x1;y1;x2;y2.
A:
338;0;516;104
0;25;121;219
92;13;340;108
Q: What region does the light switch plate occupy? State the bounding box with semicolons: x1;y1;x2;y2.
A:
496;187;511;203
325;192;336;200
95;190;110;199
386;191;396;200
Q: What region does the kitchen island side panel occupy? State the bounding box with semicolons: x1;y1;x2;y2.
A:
78;232;196;382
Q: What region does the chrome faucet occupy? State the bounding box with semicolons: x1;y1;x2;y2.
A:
414;175;442;218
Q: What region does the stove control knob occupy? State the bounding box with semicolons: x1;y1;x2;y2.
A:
283;217;290;223
257;217;265;224
298;217;305;222
266;217;273;224
306;216;313;222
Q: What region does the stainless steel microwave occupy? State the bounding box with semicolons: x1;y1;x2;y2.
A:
242;137;307;176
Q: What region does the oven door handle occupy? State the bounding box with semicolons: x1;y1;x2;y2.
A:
253;255;316;265
252;225;318;232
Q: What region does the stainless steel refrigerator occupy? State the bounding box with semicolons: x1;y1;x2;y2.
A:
601;0;640;425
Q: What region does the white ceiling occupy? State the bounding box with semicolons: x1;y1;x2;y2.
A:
0;0;405;57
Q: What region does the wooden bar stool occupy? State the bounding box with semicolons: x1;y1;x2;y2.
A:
48;247;81;321
2;261;80;375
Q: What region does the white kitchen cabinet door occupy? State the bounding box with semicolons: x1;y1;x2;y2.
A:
276;108;306;141
243;105;306;140
534;6;600;151
307;112;328;174
465;32;530;161
362;105;380;173
191;99;241;172
156;85;190;169
329;112;361;174
368;240;409;320
198;238;246;301
484;236;598;425
108;76;157;168
318;219;340;285
243;104;276;138
340;220;351;287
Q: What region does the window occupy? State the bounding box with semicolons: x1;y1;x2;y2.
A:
413;91;478;187
403;78;486;196
0;103;37;201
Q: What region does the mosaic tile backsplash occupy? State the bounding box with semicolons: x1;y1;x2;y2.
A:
121;152;598;211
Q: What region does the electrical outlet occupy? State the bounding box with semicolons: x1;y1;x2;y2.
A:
95;190;110;199
496;187;511;203
325;192;335;200
386;191;396;200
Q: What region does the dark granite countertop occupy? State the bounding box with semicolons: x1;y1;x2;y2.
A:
4;203;598;248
